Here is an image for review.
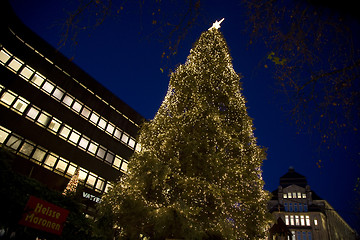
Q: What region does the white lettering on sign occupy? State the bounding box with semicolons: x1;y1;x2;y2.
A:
82;192;101;203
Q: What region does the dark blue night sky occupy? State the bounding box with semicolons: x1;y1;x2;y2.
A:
10;0;359;231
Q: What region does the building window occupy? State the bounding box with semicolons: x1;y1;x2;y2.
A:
86;173;97;187
6;135;22;150
62;94;74;107
44;153;58;169
98;117;107;130
283;193;287;198
292;192;296;198
306;216;310;226
285;215;289;225
314;218;318;226
96;146;106;159
26;106;40;120
113;156;122;169
308;232;312;240
20;66;34;79
105;151;115;164
90;112;99;124
295;215;300;226
52;87;65;101
290;215;294;225
290;231;295;240
1;91;16;106
284;203;288;211
302;193;306;198
121;161;128;172
121;133;129;144
88;142;98;155
297;192;301;198
289;203;293;212
0;127;10;143
32;148;46;162
37;112;51;127
128;138;136;148
294;203;298;212
288;192;292;198
79;136;90;150
55;158;68;173
42;81;55;94
106;123;115;135
81;106;91;119
19;141;35;157
69;130;81;145
59;125;71;139
300;215;305;226
0;49;11;64
30;73;46;87
72;100;82;112
297;231;301;240
304;204;308;212
299;203;303;212
13;97;29;113
8;57;23;72
48;118;61;133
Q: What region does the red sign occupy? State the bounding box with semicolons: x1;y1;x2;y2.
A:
19;196;69;235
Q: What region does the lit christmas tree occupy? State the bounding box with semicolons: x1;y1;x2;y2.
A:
100;20;270;239
63;166;80;196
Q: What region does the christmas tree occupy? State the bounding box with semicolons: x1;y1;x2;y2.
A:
63;166;80;196
100;20;270;239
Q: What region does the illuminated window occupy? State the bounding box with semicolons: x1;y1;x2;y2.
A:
121;161;128;172
104;182;112;193
128;138;135;148
106;123;115;135
81;106;91;118
42;81;55;94
288;192;292;198
27;106;40;120
98;117;107;129
0;128;9;143
13;97;29;113
55;158;68;173
72;100;82;112
86;173;96;187
88;142;98;154
300;215;305;226
69;130;81;144
314;218;318;226
305;216;310;226
290;215;294;225
20;66;35;79
44;153;58;168
32;148;46;162
95;178;105;191
37;112;51;126
135;143;142;152
283;193;287;198
121;133;129;144
285;215;289;225
114;128;121;139
295;215;300;226
302;193;306;198
48;118;61;133
1;91;16;106
66;164;77;176
59;125;71;139
79;136;90;150
19;141;34;156
6;135;21;150
113;156;121;169
52;87;65;101
79;168;88;181
30;73;45;87
297;192;301;198
90;112;99;124
292;192;296;198
62;94;74;107
8;57;23;72
0;49;11;64
291;231;295;240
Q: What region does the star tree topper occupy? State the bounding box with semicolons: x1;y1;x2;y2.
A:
208;18;225;30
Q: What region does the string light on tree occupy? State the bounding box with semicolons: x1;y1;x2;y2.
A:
63;166;80;196
99;20;271;239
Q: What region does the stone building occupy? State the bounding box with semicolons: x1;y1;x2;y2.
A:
268;167;356;240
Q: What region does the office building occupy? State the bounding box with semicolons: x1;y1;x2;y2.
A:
0;1;144;213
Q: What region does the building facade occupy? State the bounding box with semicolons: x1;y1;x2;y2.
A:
268;167;356;240
0;1;144;214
